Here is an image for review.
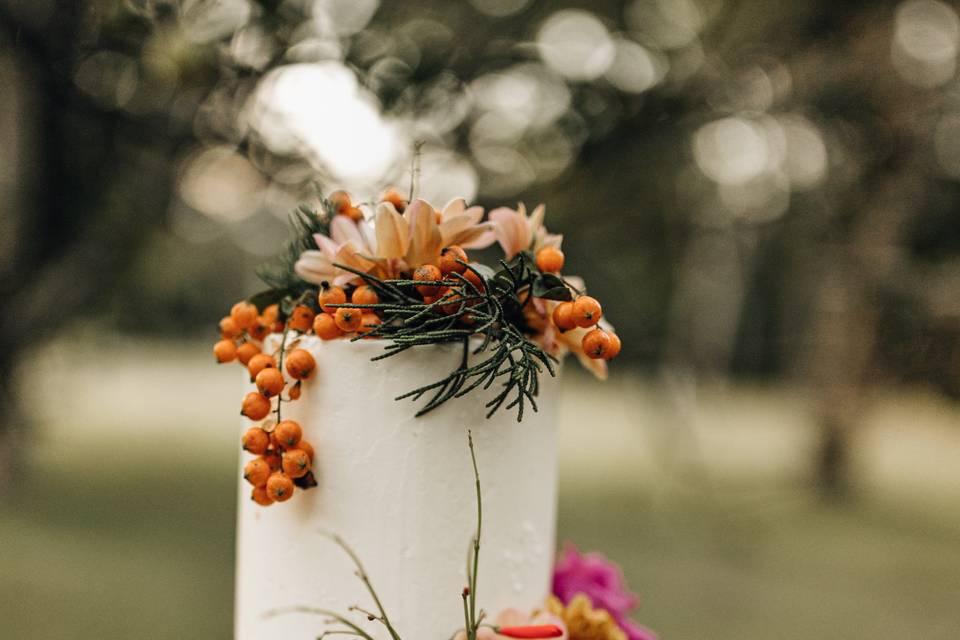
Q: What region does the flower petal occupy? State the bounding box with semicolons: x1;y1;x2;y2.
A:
527;203;545;241
375;202;410;259
441;197;467;220
463;205;485;225
405;198;443;267
447;221;497;248
461;228;498;250
294;250;336;284
490;207;529;259
313;233;339;259
330;215;363;247
358;218;378;254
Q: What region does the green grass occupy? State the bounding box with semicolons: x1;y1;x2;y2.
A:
2;453;959;640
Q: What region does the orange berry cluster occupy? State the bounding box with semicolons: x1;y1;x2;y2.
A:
214;281;392;506
241;419;316;506
214;300;325;506
412;245;485;319
536;247;621;361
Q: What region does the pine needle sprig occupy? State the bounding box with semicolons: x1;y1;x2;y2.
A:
330;259;558;421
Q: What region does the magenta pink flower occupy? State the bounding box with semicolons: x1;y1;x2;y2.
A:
552;544;657;640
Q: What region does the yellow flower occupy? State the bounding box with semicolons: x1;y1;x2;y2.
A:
544;595;625;640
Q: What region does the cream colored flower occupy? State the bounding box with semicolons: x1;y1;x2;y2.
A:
294;215;377;286
374;197;495;268
489;203;562;260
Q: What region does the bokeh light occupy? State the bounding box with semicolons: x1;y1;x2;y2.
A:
247;62;403;191
693;117;771;186
892;0;960;88
536;10;615;81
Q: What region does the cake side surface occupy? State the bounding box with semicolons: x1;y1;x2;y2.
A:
235;336;561;640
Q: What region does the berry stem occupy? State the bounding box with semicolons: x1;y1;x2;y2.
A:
262;606;375;640
275;321;290;422
408;140;424;203
324;532;403;640
467;429;482;640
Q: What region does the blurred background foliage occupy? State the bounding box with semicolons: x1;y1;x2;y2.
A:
2;0;960;638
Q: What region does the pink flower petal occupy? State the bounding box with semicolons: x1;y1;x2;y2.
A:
330;215;363;247
490;207;528;259
313;233;339;259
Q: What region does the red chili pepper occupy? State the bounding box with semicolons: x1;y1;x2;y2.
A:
496;625;564;638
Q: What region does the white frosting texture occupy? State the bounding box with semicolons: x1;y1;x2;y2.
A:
235;336;560;640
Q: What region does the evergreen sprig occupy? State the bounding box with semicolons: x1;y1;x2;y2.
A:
331;256;559;422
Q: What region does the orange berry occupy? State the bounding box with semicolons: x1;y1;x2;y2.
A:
214;339;237;363
551;302;576;331
242;427;270;455
572;296;602;328
274;420;303;447
329;190;352;215
261;450;281;471
247;353;277;382
266;472;295;502
334;307;362;333
358;312;382;335
413;264;443;297
262;304;279;324
297;439;315;462
248;318;270;342
439;245;468;274
282;448;311;478
439;289;462;315
582;328;612;359
219;316;242;339
536;247;565;273
382;188;407;212
285;348;316;380
288;305;315;332
604;332;622;360
243;457;271;487
343;205;364;221
313;312;342;339
463;268;485;293
236;342;261;366
231;301;258;330
318;285;347;314
288;381;302;400
241;391;272;420
255;367;285;398
251;485;274;506
351;285;379;306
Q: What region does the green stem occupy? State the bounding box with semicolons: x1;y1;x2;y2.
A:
325;533;403;640
261;606;376;640
467;430;482;638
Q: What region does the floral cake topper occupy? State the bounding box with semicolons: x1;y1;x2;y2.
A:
214;186;622;507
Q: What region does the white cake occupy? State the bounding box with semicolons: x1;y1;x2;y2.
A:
235;336;561;639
